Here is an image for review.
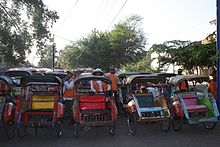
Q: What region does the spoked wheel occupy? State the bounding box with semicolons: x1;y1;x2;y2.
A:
4;121;15;139
160;119;170;132
172;117;183;131
56;121;63;138
33;121;38;136
34;126;38;136
127;112;137;136
17;124;28;138
74;122;79;138
109;121;116;136
203;122;217;130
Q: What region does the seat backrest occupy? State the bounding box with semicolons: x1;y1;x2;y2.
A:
31;95;55;110
179;94;197;106
134;93;154;108
79;95;106;110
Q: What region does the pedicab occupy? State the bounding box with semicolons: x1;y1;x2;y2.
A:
169;74;219;130
72;75;118;138
155;73;184;131
0;75;16;139
5;68;33;96
44;71;67;81
156;73;176;97
14;75;64;137
118;72;152;106
125;74;171;135
33;72;44;76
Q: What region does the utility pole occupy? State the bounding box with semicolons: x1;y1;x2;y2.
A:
217;0;220;109
52;43;55;72
50;34;55;72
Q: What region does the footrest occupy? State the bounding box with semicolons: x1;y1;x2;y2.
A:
25;109;54;112
139;107;164;113
80;109;110;114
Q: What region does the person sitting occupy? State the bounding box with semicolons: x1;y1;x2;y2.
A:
139;86;147;94
146;86;160;98
139;83;160;98
105;68;119;96
91;68;111;94
208;73;217;99
177;69;188;92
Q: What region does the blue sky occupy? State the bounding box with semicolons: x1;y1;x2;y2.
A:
29;0;217;64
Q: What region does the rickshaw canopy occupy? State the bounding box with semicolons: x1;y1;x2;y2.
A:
0;75;14;96
0;75;14;85
44;71;67;80
21;75;62;85
170;75;209;86
5;69;33;77
156;73;176;78
118;72;152;78
74;75;112;85
126;74;166;85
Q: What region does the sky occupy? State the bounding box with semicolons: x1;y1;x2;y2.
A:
29;0;216;65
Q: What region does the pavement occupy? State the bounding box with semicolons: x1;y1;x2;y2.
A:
1;114;220;147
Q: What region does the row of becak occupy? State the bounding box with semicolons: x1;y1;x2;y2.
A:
0;68;219;138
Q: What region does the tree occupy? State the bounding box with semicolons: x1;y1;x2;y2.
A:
38;45;58;68
59;30;111;70
59;43;86;70
109;15;147;68
150;40;191;69
123;52;154;72
59;15;147;70
149;38;216;72
183;41;216;70
78;30;111;70
0;0;58;65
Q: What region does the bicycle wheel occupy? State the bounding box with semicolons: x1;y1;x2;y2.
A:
126;112;137;135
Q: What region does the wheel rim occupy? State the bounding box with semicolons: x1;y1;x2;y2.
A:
127;113;136;135
160;120;170;132
74;123;79;138
109;121;116;136
35;127;38;136
18;124;28;138
5;121;15;139
203;122;216;130
57;122;63;138
172;117;183;131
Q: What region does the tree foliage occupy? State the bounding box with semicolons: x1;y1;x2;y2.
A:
59;30;111;70
150;37;216;71
38;45;58;68
123;51;153;72
109;15;147;67
59;15;147;70
0;0;58;65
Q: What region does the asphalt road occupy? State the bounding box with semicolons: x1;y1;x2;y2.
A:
1;114;220;147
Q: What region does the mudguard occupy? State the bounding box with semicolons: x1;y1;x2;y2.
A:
172;100;184;117
107;100;118;121
57;102;65;119
3;102;15;122
126;100;136;113
72;99;80;122
14;96;22;122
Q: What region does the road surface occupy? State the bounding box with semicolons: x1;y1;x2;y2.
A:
1;115;220;147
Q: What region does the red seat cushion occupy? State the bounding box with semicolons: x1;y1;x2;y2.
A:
180;94;207;112
80;95;105;102
79;95;106;110
184;98;197;106
179;94;197;99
